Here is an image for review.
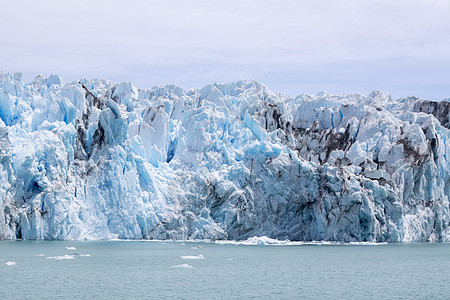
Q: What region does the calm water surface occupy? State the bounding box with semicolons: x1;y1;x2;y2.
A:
0;241;449;299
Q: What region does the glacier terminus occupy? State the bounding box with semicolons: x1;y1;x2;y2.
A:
0;72;449;242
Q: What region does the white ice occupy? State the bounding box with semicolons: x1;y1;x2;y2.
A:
170;264;193;269
181;255;205;260
0;73;449;242
46;255;75;260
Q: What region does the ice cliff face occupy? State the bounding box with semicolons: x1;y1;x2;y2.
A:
0;72;449;242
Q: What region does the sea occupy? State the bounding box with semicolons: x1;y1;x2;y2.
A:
0;240;449;299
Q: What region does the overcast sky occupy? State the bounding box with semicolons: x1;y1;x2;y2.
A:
1;0;449;99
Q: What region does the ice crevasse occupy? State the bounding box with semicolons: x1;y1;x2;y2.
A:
0;72;449;242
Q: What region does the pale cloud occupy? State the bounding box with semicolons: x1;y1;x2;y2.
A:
1;0;449;99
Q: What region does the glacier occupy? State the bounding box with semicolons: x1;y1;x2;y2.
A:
0;72;449;242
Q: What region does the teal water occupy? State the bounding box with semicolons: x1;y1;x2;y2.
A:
0;241;449;299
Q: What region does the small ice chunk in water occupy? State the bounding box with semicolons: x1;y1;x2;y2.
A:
6;261;16;266
181;254;205;260
36;254;45;257
171;264;193;269
226;258;233;261
65;247;77;250
58;255;75;260
79;254;91;257
46;255;75;260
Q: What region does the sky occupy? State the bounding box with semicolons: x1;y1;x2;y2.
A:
1;0;450;100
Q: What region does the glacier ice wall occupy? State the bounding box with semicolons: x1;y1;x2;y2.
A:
0;72;449;242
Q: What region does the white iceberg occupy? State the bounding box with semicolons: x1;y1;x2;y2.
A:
170;264;193;269
46;255;75;260
181;255;205;260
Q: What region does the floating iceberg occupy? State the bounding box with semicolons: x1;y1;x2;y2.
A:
181;255;205;260
171;264;193;269
0;72;449;242
46;255;75;260
215;236;290;246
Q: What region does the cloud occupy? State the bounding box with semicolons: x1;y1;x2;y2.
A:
1;0;449;99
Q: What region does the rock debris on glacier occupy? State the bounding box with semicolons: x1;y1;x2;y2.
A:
0;72;449;242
